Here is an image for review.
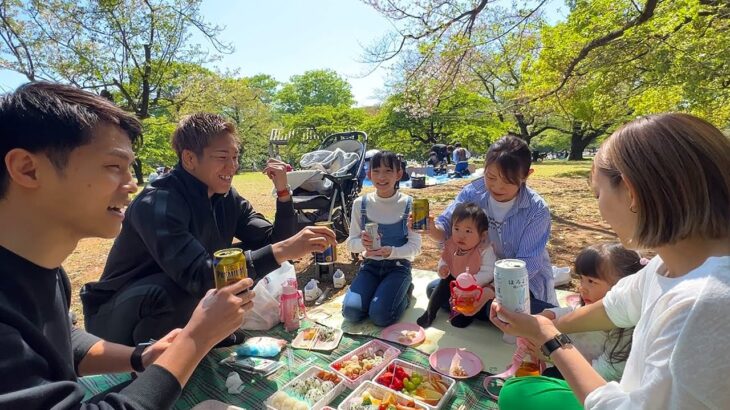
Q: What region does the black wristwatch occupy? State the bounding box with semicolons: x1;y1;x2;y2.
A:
541;333;572;357
130;343;149;372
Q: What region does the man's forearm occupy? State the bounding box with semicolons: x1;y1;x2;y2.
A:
554;300;617;334
77;340;135;376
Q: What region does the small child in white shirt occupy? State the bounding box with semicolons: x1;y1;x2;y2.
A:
540;243;644;381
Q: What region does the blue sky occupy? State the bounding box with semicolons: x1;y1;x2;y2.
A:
0;0;395;106
0;0;564;106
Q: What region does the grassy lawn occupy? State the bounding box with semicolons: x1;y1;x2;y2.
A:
232;172;276;220
530;160;593;179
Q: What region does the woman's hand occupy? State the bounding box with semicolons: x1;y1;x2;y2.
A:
438;265;450;279
489;302;560;345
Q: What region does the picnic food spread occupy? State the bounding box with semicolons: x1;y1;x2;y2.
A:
397;330;419;344
374;364;449;405
346;387;423;410
268;370;341;409
332;347;386;379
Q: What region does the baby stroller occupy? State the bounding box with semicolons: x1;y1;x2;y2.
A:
289;131;367;242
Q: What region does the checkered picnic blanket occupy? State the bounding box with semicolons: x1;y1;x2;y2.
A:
79;325;499;409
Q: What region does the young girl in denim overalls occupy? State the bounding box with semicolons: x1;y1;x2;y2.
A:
343;151;422;327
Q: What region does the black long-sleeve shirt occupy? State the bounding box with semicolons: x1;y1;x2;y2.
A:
82;164;297;312
0;246;181;409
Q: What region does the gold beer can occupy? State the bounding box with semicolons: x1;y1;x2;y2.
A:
213;248;248;289
314;221;337;264
412;198;429;231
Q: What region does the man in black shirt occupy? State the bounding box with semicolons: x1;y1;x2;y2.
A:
82;113;334;345
0;82;262;409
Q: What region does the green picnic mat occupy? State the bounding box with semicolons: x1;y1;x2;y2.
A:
79;324;498;409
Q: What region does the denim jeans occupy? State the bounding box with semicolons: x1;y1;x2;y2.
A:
343;259;412;327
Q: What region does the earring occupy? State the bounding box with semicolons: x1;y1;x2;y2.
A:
630;205;637;214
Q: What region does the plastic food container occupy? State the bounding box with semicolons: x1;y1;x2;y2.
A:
373;359;456;410
337;380;428;410
329;339;401;389
265;365;345;410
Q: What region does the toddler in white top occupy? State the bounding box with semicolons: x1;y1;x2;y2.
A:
540;243;644;382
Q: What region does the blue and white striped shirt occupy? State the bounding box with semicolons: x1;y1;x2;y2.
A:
436;177;557;304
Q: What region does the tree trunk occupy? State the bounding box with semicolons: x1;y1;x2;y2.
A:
569;135;587;160
133;159;144;186
513;112;532;145
569;121;587;160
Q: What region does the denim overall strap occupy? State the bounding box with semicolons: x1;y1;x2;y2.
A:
360;195;369;227
400;197;412;233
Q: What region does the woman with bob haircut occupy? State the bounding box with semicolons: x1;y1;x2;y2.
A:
492;113;730;410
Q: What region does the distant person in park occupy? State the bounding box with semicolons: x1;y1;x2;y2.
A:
0;82;254;409
431;143;451;166
424;135;558;315
147;168;159;183
82;113;336;346
397;153;410;181
492;113;730;410
452;142;471;163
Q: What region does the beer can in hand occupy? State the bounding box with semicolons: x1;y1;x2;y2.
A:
314;221;337;264
213;248;248;289
411;198;429;231
364;222;381;250
494;259;530;322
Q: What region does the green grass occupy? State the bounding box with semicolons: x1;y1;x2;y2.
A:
531;160;593;179
231;171;271;194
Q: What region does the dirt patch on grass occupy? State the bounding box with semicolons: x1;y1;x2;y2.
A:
65;174;623;326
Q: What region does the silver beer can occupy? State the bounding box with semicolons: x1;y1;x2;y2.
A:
364;222;381;250
494;259;530;322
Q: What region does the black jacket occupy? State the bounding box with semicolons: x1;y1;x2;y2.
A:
82;164;297;313
0;246;181;409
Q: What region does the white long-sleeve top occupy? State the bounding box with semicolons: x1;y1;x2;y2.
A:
346;191;422;261
584;255;730;410
437;244;497;287
547;306;626;382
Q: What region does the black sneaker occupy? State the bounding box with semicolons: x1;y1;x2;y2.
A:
416;311;434;328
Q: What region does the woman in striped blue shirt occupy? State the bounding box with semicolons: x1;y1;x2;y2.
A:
425;135;558;325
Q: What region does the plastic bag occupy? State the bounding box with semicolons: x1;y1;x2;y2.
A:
241;262;296;330
234;336;287;357
241;281;280;330
261;261;296;300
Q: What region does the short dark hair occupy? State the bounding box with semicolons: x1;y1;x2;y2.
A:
485;135;532;185
574;243;643;283
451;202;489;234
370;150;402;172
171;113;237;159
0;82;142;198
